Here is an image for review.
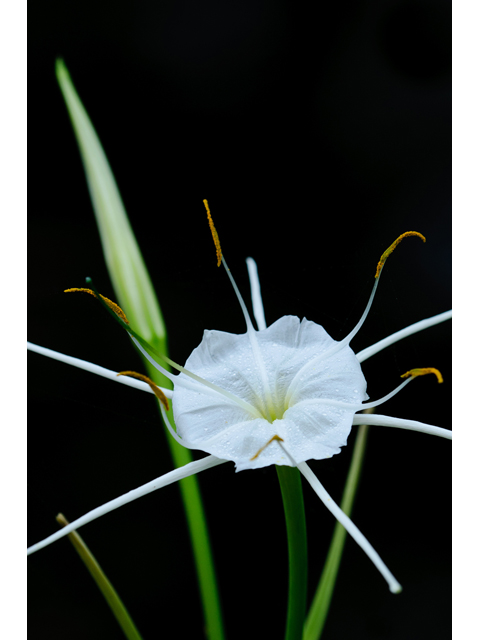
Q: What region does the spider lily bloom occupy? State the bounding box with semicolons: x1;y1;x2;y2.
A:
27;207;452;594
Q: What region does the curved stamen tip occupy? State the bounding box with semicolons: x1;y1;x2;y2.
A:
400;367;443;384
64;287;130;324
250;435;284;461
117;371;170;410
203;199;223;267
375;231;426;279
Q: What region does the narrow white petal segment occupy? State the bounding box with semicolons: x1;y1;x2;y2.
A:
246;257;267;331
352;413;452;439
27;341;173;399
356;310;452;363
298;462;402;593
27;455;227;556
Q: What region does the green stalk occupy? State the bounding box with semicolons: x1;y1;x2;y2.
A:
56;513;144;640
303;421;370;640
276;465;308;640
145;361;225;640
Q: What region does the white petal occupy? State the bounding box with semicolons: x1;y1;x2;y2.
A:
246;257;267;331
280;402;355;461
173;316;367;470
27;455;226;555
356;310;452;363
299;461;402;593
352;413;452;439
27;342;173;398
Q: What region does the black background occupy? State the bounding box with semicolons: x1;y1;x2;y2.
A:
28;1;451;638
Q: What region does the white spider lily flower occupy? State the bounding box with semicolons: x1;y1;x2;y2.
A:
27;205;452;595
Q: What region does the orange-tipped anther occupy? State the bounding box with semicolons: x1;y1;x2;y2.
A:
400;368;443;384
375;231;426;278
117;371;170;410
64;288;129;324
250;435;284;461
203;199;222;267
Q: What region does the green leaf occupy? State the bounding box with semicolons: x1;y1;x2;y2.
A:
56;513;144;640
55;59;167;374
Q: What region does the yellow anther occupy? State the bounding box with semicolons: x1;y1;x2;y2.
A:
117;371;170;410
250;435;284;461
400;368;443;384
64;288;129;324
375;231;426;278
203;199;222;267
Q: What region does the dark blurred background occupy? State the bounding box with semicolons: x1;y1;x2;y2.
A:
28;1;451;638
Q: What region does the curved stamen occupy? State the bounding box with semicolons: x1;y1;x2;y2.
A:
204;200;278;421
64;288;130;324
336;231;426;348
117;371;170;410
27;456;227;556
351;414;452;439
284;232;427;406
204;198;222;267
400;367;443;383
358;377;414;410
250;435;284;461
375;231;426;279
292;367;442;413
159;402;193;448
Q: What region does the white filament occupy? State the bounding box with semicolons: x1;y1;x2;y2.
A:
159;402;193;448
292;376;413;414
221;256;277;421
284;277;382;407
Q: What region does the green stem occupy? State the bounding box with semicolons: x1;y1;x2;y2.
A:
276;465;308;640
56;513;144;640
303;423;370;640
145;360;226;640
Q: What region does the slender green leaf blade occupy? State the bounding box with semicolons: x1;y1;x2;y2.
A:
55;59;166;357
56;513;144;640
